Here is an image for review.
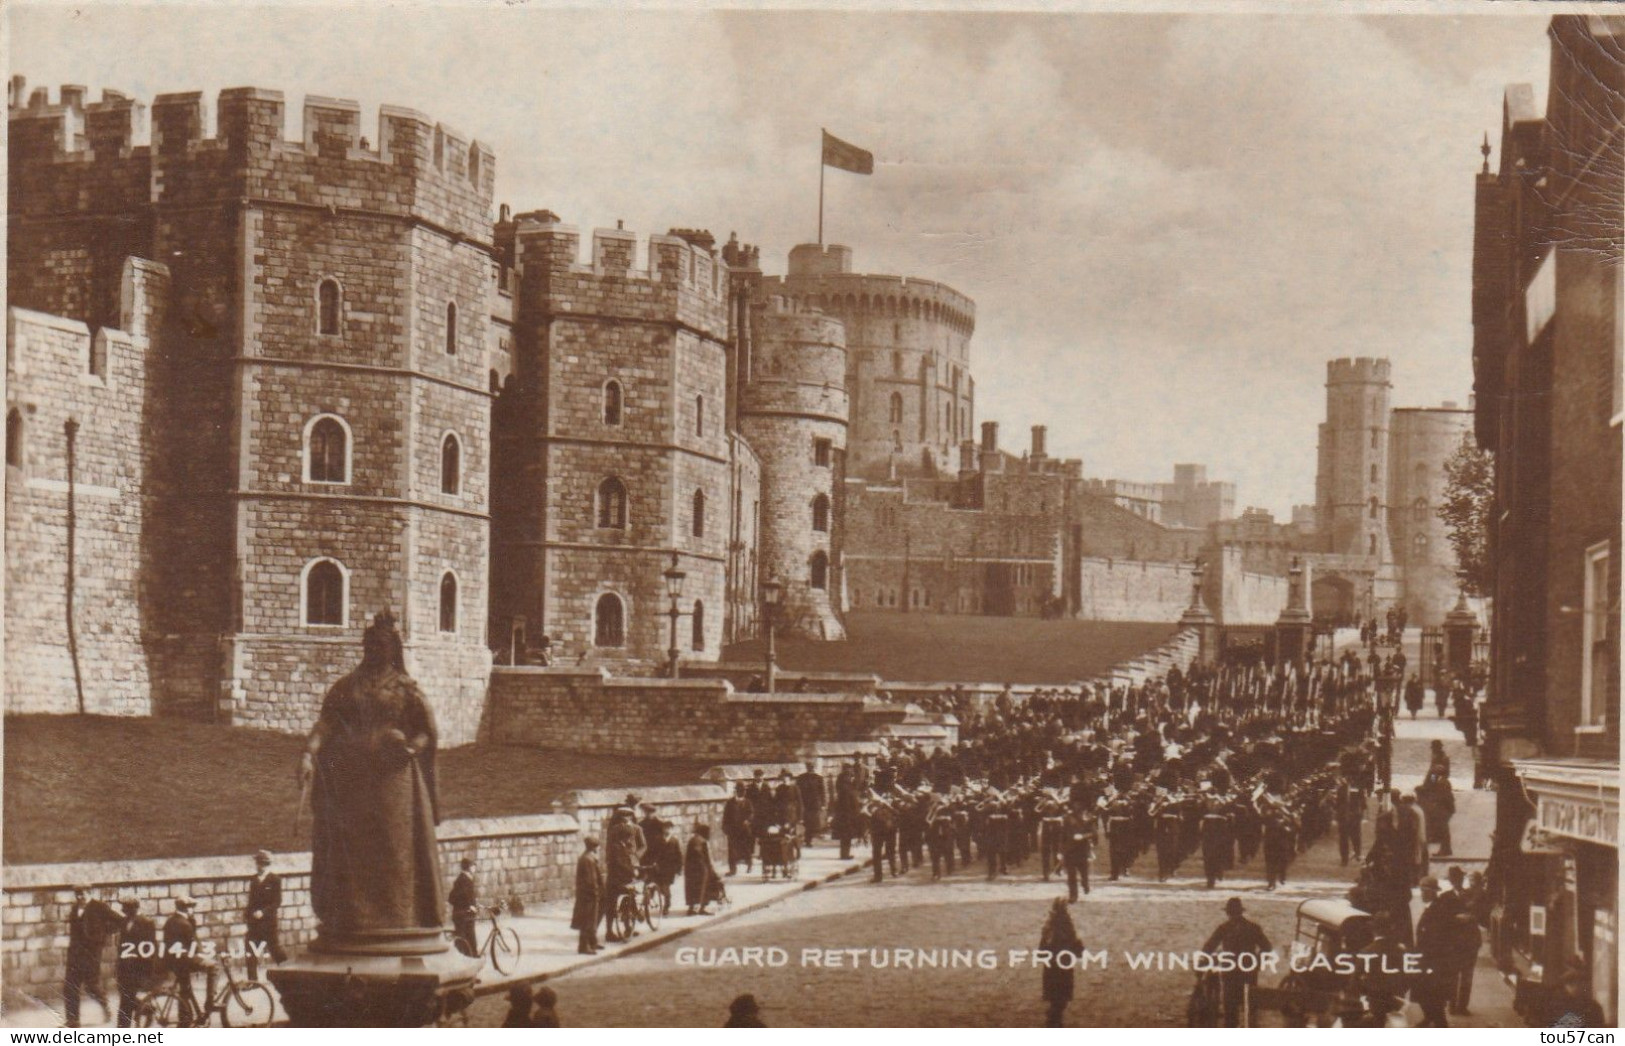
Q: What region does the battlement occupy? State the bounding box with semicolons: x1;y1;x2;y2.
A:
759;271;975;337
1326;356;1392;385
722;233;761;272
512;218;728;304
9;79;494;235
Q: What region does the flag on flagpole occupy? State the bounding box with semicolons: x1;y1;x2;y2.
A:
822;129;874;175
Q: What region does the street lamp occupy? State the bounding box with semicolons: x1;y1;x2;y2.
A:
761;578;783;693
663;551;687;680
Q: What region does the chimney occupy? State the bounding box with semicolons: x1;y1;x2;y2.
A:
980;421;998;453
1031;425;1047;459
958;440;978;478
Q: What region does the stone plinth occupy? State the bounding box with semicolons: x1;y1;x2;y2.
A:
268;941;481;1028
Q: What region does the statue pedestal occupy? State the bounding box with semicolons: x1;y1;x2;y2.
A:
268;933;482;1027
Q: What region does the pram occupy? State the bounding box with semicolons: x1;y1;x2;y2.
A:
759;822;802;881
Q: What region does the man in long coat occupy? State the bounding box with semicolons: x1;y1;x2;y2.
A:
684;825;720;915
571;837;605;955
244;850;286;980
722;783;755;875
832;763;862;860
63;884;115;1027
114;896;157;1028
796;762;827;844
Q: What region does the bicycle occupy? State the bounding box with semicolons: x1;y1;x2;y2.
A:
611;873;664;940
137;955;275;1028
476;900;522;975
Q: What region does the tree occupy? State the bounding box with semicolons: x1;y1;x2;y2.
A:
1438;431;1494;597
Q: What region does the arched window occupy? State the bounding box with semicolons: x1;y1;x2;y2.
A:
889;391;904;424
444;301;458;356
303;558;346;626
441;433;462;495
594;592;625;647
1413;497;1428;522
810;550;828;591
597;477;628;529
692;488;706;538
603;380;623;426
892;430;903;452
1413;533;1429;553
305;415;350;484
439;571;458;633
1369;463;1378;483
812;493;830;533
5;408;22;468
1368;496;1380;519
1368;534;1378;555
317;278;341;336
691;600;705;651
892;352;903;376
695;394;705;438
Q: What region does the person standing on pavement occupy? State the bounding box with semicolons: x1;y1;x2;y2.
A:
63;883;116;1028
1445;866;1482;1016
1412;876;1458;1027
448;857;479;957
684;824;721;916
571;836;605;954
1335;774;1365;866
722;783;755;875
114;896;156;1029
244;850;285;980
603;807;641;943
833;762;862;860
797;761;827;845
162;896;213;1027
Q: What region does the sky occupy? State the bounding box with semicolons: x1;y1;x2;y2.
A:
6;3;1556;516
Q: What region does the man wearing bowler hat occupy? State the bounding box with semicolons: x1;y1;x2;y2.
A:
1200;897;1273;1027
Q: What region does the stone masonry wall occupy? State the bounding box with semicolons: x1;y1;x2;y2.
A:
0;815;574;1002
488;667;908;761
4;261;166;716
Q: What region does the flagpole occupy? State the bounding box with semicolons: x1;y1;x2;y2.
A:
818;141;826;246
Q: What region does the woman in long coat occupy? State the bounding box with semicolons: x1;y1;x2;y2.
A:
684;824;720;915
1039;898;1082;1027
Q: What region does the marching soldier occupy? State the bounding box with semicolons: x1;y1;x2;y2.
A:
981;795;1010;880
898;788;927;873
1199;791;1233;890
1037;792;1066;882
1060;802;1095;901
926;796;955;879
954;795;975;867
1104;793;1136;881
1151;791;1185;882
868;794;899;882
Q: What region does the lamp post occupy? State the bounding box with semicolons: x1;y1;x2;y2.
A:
761;578;783;693
663;551;686;680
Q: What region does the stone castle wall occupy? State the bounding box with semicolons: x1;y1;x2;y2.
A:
5;260;167;716
1388;406;1474;624
487;667;913;761
1074;557;1194;622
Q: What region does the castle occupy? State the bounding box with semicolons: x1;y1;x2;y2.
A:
4;78;1469;745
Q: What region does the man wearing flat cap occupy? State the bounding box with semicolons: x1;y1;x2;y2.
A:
244;850;284;980
163;896;213;1027
1200;898;1272;1027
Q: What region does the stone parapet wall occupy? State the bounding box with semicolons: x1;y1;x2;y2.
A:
488;667;910;761
0;815;575;999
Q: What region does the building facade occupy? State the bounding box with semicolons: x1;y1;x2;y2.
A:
1470;15;1622;1024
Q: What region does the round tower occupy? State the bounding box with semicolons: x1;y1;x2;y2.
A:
1388;404;1475;624
761;245;974;481
1315;357;1393;561
739;297;849;640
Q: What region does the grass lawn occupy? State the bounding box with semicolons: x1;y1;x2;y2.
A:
722;611;1176;684
3;716;712;865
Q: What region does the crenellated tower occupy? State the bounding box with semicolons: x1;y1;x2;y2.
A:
1315;357;1394;561
490;215;737;669
7;82;497;740
759;244;975;481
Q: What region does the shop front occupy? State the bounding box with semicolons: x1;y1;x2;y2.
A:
1500;759;1619;1025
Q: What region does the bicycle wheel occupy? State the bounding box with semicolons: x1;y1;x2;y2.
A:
642;890;662;932
614;894;638;940
222;981;276;1028
141;988;188;1028
491;926;521;975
